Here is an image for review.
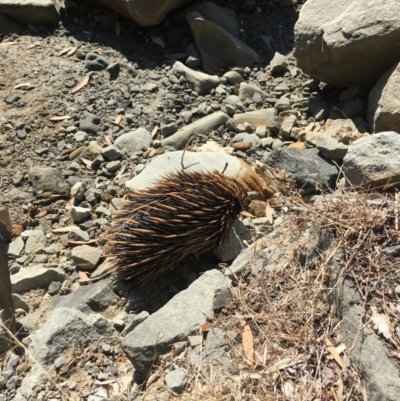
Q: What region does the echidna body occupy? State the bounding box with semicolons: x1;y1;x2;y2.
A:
106;170;250;285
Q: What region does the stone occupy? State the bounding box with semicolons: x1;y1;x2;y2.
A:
160;122;178;138
70;182;86;201
186;12;259;75
294;0;400;87
30;166;70;196
234;109;275;130
0;0;60;25
122;311;150;335
71;245;102;271
52;277;117;313
68;228;89;242
122;270;231;377
85;52;109;71
15;308;116;400
79;112;101;134
232;133;261;149
238;82;267;101
101;145;122;161
161;111;229;149
8;236;24;258
280;114;297;140
342;97;367;119
171;61;219;95
165;369;187;393
114;127;152;152
11;266;65;294
224;95;244;110
275;97;291;111
70;206;91;223
24;228;46;254
343;131;400;188
213;287;233;312
368;62;400;133
223;71;243;85
269;52;290;75
19;310;42;331
265;148;338;195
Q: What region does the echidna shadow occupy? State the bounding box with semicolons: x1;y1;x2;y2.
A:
105;169;250;286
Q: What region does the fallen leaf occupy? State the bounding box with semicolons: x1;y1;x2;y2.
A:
282;382;296;400
265;203;273;224
113;166;125;181
151;125;159;138
114;115;122;125
56;47;73;56
115;22;121;37
241;321;254;365
66;46;77;56
0;42;17;46
13;83;31;89
201;323;213;333
325;337;344;369
371;306;393;341
82;30;92;35
71;74;90;94
52;226;79;233
80;158;93;167
79;271;91;284
34;210;47;218
26;43;40;50
68;240;98;245
104;135;113;146
49;115;71;122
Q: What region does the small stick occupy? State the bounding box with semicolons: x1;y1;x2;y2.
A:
221;162;228;175
181;135;196;171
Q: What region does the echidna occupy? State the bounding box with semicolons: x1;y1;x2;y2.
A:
105;169;250;285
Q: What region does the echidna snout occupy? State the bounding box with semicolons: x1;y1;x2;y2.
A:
105;169;250;285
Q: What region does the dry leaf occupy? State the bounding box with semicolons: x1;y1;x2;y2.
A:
52;226;79;233
0;42;17;46
241;321;254;365
151;125;159;138
66;47;77;56
115;22;121;37
325;337;344;369
13;83;31;89
71;74;90;94
34;210;47;218
114;115;122;125
68;240;98;245
82;30;92;35
49;116;71;122
56;47;73;56
371;306;393;341
79;271;91;284
201;323;213;332
26;43;39;50
80;158;93;167
113;166;125;181
104;135;113;146
282;382;296;400
265;203;273;224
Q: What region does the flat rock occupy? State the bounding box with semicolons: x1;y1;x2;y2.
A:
24;228;46;254
114;127;152;152
30;166;70;196
294;0;400;87
238;82;267;101
234;109;276;130
122;269;230;377
161;111;229;149
265;148;338;195
8;236;24;258
11;266;65;294
368;62;400;133
16;307;116;400
171;61;219;95
187;12;259;75
343;131;400;188
71;245;102;271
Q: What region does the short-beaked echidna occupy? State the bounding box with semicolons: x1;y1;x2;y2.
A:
105;169;250;285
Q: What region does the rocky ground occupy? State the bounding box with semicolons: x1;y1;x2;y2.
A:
0;1;400;400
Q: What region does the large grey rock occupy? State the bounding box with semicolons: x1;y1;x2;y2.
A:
234;109;275;130
265;148;338;195
294;0;400;87
122;270;230;377
171;61;219;95
178;2;239;37
238;82;267;101
114;127;152;152
52;277;117;314
343;131;400;188
11;266;65;294
71;245;102;271
367;62;400;134
30;166;70;196
161;111;229;149
16;307;117;400
333;279;400;401
0;0;60;25
187;12;260;75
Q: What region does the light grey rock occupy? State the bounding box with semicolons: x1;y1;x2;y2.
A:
114;127;152;152
224;248;262;280
171;61;219;95
294;0;400;87
186;12;259;75
224;95;244;110
122;311;149;335
333;279;400;401
90;258;113;279
30;166;70;196
223;71;243;85
0;0;60;25
122;270;230;377
214;220;253;262
160;122;178;138
165;369;187;393
232;133;261;149
161;111;229;149
16;307;116;400
70;181;86;201
11;266;65;294
125;150;244;193
234;108;275;130
269;52;290;75
71;245;102;271
68;228;89;242
101;145;122;161
52;277;117;314
70;206;91;223
280;114;297;140
275;97;291;111
8;237;24;258
238;82;267;101
19;310;42;331
265;147;338;195
367;62;400;133
343;131;400;188
24;228;46;255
